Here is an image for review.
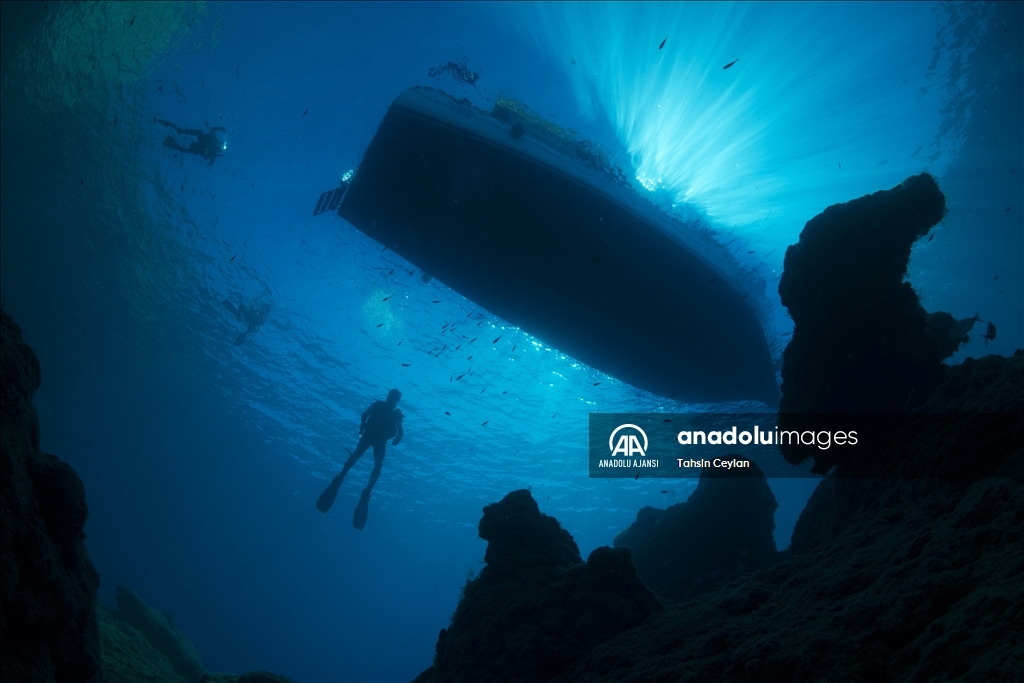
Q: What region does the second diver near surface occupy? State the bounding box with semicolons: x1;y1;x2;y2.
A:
317;389;404;530
158;119;227;166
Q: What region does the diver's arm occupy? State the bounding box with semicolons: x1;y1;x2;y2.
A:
393;415;404;446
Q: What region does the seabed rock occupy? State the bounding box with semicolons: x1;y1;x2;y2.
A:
413;489;661;683
1;308;102;683
613;461;778;602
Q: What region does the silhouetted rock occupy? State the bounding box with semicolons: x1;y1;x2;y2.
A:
613;461;778;601
98;604;185;683
777;173;950;471
561;351;1023;683
110;585;207;682
413;490;661;683
198;672;298;683
0;308;102;683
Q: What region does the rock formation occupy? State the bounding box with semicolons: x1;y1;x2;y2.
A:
413;489;661;683
1;306;298;683
104;585;207;682
0;308;102;683
613;461;778;601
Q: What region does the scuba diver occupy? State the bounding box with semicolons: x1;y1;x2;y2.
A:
158;119;226;166
317;389;404;530
222;299;269;345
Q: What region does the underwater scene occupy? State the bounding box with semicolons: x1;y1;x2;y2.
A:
1;2;1021;682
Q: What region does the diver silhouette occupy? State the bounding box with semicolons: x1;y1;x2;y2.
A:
317;389;405;529
158;119;226;166
221;299;269;345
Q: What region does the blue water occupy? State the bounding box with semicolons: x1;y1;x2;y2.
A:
0;2;1020;682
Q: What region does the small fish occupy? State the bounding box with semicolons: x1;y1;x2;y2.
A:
634;472;639;480
480;388;485;394
502;391;508;395
456;344;463;350
512;343;517;352
1006;207;1012;212
482;421;489;426
470;338;477;343
493;336;501;344
389;268;394;275
663;419;672;423
994;275;1000;281
706;278;718;285
113;116;117;125
401;363;411;367
838;162;842;169
445;411;450;416
747;250;755;254
457;373;465;380
397;341;403;346
661;490;669;494
593;382;601;386
659;36;667;50
229;254;236;262
928;234;934;242
181;183;184;191
946;312;983;341
303;107;309;117
382;296;390;301
467;355;473;361
982;322;997;346
80;178;84;185
477;322;482;327
723;58;738;69
432;300;441;304
552;414;557;418
376;323;384;328
442;344;447;351
590;256;600;263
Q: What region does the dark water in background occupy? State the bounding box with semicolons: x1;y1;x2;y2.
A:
0;2;1020;682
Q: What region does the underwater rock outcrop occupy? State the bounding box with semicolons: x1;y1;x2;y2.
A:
612;461;778;601
413;489;661;683
99;604;185;683
0;308;102;683
777;173;951;471
107;585;208;682
559;351;1023;683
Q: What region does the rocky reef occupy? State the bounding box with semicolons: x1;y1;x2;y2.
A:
1;306;297;683
1;309;102;683
413;489;661;683
613;461;778;602
416;173;1023;682
98;585;297;683
778;174;950;416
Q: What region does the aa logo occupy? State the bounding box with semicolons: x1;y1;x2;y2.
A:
609;424;648;457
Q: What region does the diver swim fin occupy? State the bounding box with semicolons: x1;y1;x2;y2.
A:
317;475;343;513
234;330;248;346
352;489;370;530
